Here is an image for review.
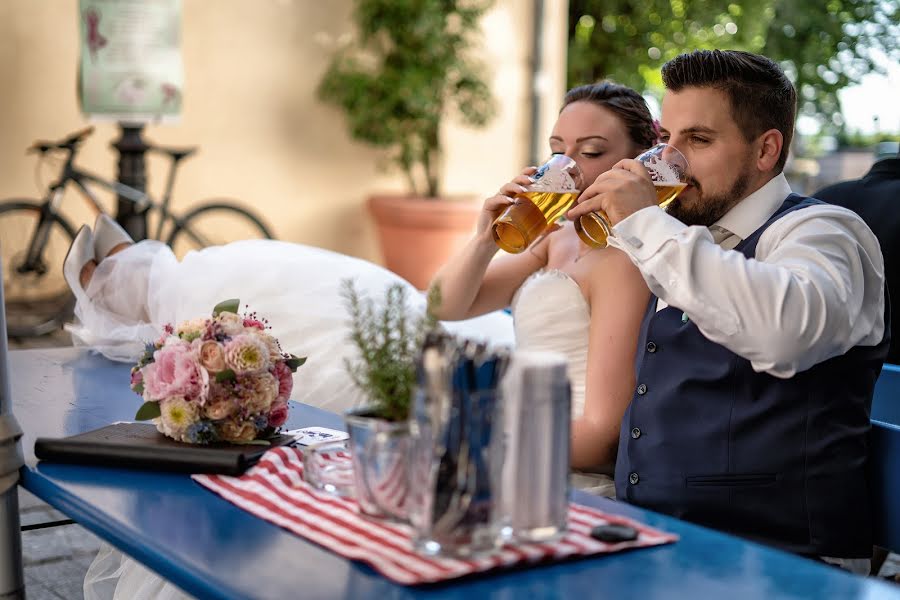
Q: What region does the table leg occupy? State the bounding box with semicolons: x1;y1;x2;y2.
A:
0;480;23;599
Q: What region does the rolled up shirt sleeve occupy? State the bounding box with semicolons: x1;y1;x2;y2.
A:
608;205;886;378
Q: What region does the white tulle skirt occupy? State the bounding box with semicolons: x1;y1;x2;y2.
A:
74;239;514;600
68;239;515;413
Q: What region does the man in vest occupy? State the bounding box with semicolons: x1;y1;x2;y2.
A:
568;50;888;573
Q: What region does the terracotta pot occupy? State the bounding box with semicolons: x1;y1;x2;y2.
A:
368;194;481;290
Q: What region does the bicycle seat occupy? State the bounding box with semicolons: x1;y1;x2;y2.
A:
152;145;198;161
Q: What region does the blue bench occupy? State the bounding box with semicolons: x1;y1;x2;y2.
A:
872;364;900;553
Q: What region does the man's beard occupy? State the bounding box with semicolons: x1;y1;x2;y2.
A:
666;168;753;227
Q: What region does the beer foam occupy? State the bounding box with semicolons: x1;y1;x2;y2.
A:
529;164;579;193
644;154;685;184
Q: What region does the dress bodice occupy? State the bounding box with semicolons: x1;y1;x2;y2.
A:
511;269;590;418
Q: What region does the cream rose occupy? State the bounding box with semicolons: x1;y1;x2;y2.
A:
215;312;245;336
218;419;257;443
198;340;227;373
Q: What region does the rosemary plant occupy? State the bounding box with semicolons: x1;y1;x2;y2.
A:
341;280;440;421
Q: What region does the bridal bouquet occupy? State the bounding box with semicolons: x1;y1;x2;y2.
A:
131;299;306;444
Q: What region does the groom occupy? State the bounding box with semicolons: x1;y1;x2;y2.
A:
568;50;888;569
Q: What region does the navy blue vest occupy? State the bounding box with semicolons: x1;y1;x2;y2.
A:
614;194;889;557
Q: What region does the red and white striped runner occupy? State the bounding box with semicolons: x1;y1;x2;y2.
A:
193;447;677;585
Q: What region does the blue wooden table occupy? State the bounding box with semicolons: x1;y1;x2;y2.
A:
11;347;900;599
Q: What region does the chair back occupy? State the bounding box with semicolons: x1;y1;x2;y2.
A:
873;364;900;424
871;419;900;553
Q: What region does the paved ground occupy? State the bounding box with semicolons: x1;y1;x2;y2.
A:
10;330;103;600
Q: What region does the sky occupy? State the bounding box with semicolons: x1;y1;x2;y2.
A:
838;57;900;135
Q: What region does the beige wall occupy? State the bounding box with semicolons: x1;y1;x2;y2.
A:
0;0;566;264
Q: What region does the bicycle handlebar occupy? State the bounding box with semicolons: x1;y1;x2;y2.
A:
27;126;95;154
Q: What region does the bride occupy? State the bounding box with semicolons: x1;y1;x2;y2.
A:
432;80;655;496
67;81;655;599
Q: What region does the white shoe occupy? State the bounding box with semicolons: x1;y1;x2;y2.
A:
93;214;134;260
63;225;95;295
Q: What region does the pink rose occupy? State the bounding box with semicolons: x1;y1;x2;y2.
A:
272;361;293;402
243;317;265;330
142;342;209;403
267;401;288;428
197;340;226;373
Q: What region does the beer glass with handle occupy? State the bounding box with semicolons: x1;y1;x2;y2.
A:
491;154;584;254
574;143;689;248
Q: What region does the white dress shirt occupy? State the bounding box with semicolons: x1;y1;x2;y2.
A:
608;173;886;379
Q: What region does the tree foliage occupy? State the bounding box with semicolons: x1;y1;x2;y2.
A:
568;0;899;129
318;0;496;197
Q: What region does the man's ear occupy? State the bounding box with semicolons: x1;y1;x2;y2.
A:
756;128;783;172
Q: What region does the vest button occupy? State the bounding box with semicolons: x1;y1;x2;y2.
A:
631;427;641;439
646;341;657;353
629;472;640;485
636;383;647;395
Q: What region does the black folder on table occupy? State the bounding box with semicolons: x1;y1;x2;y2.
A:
34;422;295;475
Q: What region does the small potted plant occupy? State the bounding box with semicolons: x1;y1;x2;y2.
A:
317;0;496;289
340;279;439;519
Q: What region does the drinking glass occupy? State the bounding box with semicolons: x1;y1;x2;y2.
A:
491;154;584;254
574;143;689;248
301;440;355;497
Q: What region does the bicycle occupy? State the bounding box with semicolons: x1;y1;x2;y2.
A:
1;126;275;338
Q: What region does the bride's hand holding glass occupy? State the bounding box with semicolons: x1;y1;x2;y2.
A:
476;167;538;243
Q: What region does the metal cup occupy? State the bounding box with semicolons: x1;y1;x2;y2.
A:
499;350;570;543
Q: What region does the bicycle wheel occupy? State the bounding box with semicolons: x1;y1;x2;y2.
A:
0;200;77;337
165;200;274;259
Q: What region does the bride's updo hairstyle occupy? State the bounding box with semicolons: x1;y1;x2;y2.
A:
561;81;658;154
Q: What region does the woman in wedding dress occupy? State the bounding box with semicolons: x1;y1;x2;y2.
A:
71;81;655;600
432;81;657;496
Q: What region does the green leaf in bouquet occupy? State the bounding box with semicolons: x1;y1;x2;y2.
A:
213;298;241;316
215;369;236;383
286;355;307;371
180;331;201;342
135;401;162;421
132;381;144;395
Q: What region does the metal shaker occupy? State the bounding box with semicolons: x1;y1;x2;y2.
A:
499;350;571;543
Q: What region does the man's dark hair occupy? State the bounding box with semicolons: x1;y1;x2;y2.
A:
562;81;658;151
661;50;797;173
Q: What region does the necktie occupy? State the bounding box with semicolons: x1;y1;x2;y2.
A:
709;225;740;250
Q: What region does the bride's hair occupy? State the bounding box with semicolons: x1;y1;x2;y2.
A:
561;81;657;151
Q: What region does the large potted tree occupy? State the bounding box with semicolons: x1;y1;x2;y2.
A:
318;0;496;289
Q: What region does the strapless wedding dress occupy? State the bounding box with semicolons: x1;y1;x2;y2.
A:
511;269;615;497
511;269;590;419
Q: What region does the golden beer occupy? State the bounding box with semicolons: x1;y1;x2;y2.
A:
655;182;687;209
492;190;579;254
574;182;688;248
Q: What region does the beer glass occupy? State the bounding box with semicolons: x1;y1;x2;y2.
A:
491;154;584;254
574;144;689;248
